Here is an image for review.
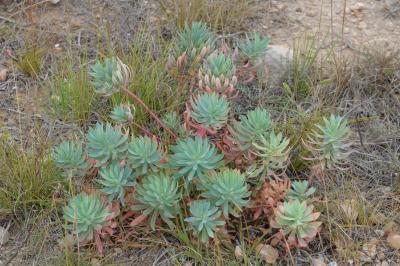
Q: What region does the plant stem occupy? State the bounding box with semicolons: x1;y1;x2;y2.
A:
121;87;178;138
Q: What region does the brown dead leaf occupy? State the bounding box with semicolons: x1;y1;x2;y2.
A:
383;221;397;234
387;233;400;249
256;244;279;264
0;68;8;81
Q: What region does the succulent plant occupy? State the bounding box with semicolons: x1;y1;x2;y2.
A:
110;103;134;124
306;115;351;169
252;179;291;220
199;54;237;94
127;136;162;176
97;163;135;205
190;93;230;130
63;193;111;241
169;136;224;184
87;123;129;167
162;112;185;136
239;33;270;63
52;141;89;178
249;131;290;178
185;200;225;243
198;169;251;217
286;180;316;202
131;173;181;230
89;58;113;96
202;54;236;80
272;200;321;247
229;107;274;151
112;57;131;87
89;57;131;96
175;22;213;64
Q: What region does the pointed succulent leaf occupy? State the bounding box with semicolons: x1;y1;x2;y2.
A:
198;169;251;218
63;193;111;241
286;180;316;202
89;57;131;96
96;162;135;205
110;103;133;124
162;112;185;136
127;136;162;176
52;141;89;178
272;200;321;247
169;136;224;184
191;93;230;129
89;58;114;96
239;33;270;63
185;200;225;243
133;173;181;230
202;53;236;80
229;107;274;151
86;123;129;167
176;22;214;61
306;115;351;168
249;131;290;178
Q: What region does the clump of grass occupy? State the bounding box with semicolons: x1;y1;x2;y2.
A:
17;44;44;78
286;34;322;99
115;27;184;129
47;56;99;126
0;133;62;213
156;0;262;32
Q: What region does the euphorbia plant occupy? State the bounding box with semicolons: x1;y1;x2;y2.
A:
54;23;350;256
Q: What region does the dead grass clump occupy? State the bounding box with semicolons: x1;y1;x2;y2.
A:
17;44;44;78
156;0;263;33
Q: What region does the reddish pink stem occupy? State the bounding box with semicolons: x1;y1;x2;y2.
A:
122;87;178;139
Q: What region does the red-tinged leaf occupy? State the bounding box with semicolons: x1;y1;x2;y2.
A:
120;210;135;223
253;208;262;220
94;232;104;255
130;213;148;227
198;127;207;138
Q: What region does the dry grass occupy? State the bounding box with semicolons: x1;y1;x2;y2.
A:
156;0;263;33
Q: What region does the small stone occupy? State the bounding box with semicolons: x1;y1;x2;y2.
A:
350;2;366;18
383;221;397;234
343;27;350;34
114;247;123;254
50;0;61;3
306;10;317;17
0;68;8;81
265;45;293;87
387;233;400;249
312;256;327;266
234;245;243;261
358;22;367;30
350;2;366;11
295;7;302;12
256;244;279;264
0;226;10;246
